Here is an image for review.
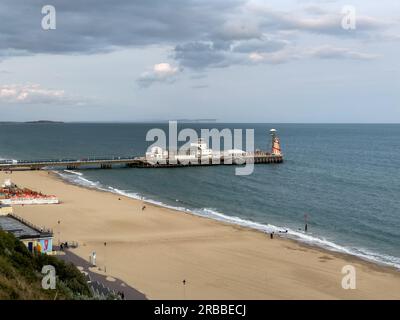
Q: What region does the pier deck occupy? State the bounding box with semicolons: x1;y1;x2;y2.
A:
0;153;283;170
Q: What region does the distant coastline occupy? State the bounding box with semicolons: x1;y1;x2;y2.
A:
0;119;216;124
0;120;65;124
24;120;65;124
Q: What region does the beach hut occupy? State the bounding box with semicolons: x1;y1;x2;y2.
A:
0;214;53;254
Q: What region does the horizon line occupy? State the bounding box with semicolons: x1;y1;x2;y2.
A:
1;121;400;125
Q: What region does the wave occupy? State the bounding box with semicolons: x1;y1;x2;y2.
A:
55;170;102;189
63;170;83;176
55;169;400;270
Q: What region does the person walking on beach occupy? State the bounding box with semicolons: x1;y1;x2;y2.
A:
304;213;309;232
270;232;274;239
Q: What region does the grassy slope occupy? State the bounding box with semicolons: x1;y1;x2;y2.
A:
0;230;92;300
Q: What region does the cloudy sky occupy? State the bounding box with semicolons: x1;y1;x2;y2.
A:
0;0;399;122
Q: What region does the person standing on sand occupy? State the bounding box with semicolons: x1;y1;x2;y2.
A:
270;232;274;239
304;213;309;232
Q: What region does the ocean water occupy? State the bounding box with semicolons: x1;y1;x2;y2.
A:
0;123;399;269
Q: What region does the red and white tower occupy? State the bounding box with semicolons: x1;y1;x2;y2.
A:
270;129;282;155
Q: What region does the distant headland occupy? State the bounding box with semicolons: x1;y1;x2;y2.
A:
0;120;65;124
24;120;65;124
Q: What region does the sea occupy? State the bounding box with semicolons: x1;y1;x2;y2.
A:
0;122;399;269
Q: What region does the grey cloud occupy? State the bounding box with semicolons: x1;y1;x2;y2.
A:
173;39;287;70
191;84;209;89
174;38;376;71
0;0;244;56
174;36;289;69
302;5;330;16
213;19;263;41
0;0;390;74
291;15;386;36
232;37;288;53
190;73;208;80
247;3;387;37
246;45;378;65
137;74;177;88
174;42;233;69
1;1;388;56
308;46;379;60
170;3;388;70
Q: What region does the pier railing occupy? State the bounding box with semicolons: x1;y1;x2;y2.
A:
8;213;53;235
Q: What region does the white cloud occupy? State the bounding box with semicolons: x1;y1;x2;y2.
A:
153;63;179;76
137;63;181;87
0;84;85;105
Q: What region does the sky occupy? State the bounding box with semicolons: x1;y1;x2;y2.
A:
0;0;399;123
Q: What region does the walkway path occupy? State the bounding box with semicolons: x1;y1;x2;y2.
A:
56;246;147;300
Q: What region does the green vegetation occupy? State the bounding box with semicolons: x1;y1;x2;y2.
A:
0;230;92;300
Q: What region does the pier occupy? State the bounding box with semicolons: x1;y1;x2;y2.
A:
0;157;141;171
0;129;283;171
0;153;283;171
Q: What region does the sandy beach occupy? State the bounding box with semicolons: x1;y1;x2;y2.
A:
1;170;399;300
